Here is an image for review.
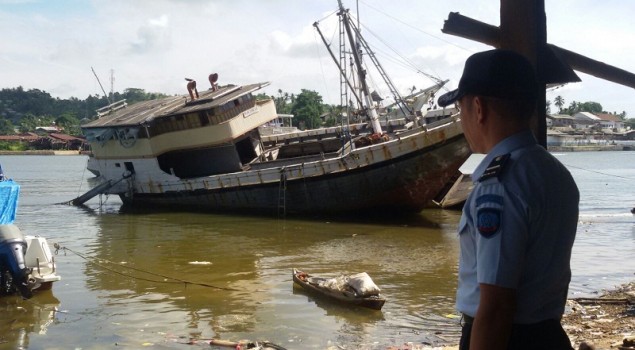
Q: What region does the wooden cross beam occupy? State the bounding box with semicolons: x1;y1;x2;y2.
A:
441;0;635;147
442;12;635;89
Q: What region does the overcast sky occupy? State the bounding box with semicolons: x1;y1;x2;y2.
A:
1;0;633;118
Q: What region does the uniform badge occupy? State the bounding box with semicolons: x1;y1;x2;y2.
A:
477;208;501;237
479;153;510;181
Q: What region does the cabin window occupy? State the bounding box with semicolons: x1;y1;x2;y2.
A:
186;113;201;128
176;115;186;131
144;94;259;137
199;112;209;126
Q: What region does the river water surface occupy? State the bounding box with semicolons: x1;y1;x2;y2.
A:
0;152;633;349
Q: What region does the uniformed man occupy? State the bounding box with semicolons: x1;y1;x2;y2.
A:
437;49;579;350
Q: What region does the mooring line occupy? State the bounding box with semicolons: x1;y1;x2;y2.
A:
55;244;239;291
563;163;635;180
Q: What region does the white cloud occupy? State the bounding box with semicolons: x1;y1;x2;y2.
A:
0;0;633;117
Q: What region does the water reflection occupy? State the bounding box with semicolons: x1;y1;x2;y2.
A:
1;152;633;349
0;291;60;349
63;208;464;347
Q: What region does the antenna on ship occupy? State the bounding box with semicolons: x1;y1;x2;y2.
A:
110;69;115;101
92;67;128;118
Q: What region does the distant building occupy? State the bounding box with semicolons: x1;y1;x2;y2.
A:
32;133;85;150
35;126;62;133
0;132;39;143
546;129;584;146
548;114;576;128
573;111;625;132
595;113;625;132
0;132;85;150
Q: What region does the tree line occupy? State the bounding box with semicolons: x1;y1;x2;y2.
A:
1;87;632;138
0;87;167;136
548;95;628;118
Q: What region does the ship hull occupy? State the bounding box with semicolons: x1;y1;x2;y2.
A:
119;133;470;215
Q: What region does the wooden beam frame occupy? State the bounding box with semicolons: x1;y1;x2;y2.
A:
442;12;635;89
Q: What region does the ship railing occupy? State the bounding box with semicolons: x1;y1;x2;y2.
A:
96;100;128;117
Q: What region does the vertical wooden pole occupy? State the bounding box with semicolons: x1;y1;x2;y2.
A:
499;0;547;148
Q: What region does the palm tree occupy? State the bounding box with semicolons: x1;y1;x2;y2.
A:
554;96;565;114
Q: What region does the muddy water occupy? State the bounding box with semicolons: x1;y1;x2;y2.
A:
0;152;633;349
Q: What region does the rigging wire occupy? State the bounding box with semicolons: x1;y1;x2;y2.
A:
76;159;88;198
358;0;474;53
358;22;444;85
55;244;239;291
561;163;635;180
314;30;333;106
315;9;339;24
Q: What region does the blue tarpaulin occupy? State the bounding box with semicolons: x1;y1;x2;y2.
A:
0;180;20;224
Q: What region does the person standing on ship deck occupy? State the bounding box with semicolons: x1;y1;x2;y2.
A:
437;49;579;350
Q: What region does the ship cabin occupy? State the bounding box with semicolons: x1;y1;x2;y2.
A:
82;83;280;179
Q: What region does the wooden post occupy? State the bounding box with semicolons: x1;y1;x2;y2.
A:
500;0;547;147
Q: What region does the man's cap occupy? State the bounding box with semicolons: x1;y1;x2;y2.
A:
437;49;538;107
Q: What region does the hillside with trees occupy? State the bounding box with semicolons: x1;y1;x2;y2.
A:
0;87;168;137
1;86;632;139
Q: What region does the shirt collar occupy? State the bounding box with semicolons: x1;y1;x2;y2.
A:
472;130;538;182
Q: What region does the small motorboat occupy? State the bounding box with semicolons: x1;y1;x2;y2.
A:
292;268;385;310
0;179;60;299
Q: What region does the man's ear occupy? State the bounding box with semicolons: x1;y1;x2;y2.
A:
473;96;487;125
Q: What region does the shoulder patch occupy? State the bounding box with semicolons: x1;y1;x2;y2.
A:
479;153;510;181
477;208;501;238
475;194;504;207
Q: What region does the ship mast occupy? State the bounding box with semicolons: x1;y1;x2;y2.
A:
337;0;383;135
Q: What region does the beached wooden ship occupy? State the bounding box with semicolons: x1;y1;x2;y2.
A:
78;3;469;215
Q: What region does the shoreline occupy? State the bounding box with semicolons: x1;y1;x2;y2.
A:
0;146;632;156
415;281;635;350
0;150;85;156
548;144;633;152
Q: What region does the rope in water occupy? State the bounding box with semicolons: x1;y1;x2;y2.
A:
54;244;239;291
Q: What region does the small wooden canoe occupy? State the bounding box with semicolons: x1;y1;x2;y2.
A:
292;268;385;310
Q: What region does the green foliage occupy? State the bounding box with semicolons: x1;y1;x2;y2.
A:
18;113;40;133
562;100;603;115
0;117;14;135
290;89;323;130
554;96;565;113
0;87;167;136
322;104;344;127
274;89;294;115
1;85;629;137
55;113;81;135
0;141;29;151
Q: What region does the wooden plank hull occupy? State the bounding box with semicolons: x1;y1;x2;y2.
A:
119;133;470;215
292;268;385;310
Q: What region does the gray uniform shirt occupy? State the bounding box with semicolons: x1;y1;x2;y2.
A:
456;130;579;324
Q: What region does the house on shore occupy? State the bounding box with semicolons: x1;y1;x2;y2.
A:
0;132;86;150
547;111;633;148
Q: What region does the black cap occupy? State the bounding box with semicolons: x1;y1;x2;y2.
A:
437;49;538;107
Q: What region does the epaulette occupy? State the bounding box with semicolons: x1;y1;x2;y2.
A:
478;153;510;181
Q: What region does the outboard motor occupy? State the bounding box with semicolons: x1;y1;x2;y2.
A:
0;179;33;298
0;224;32;298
